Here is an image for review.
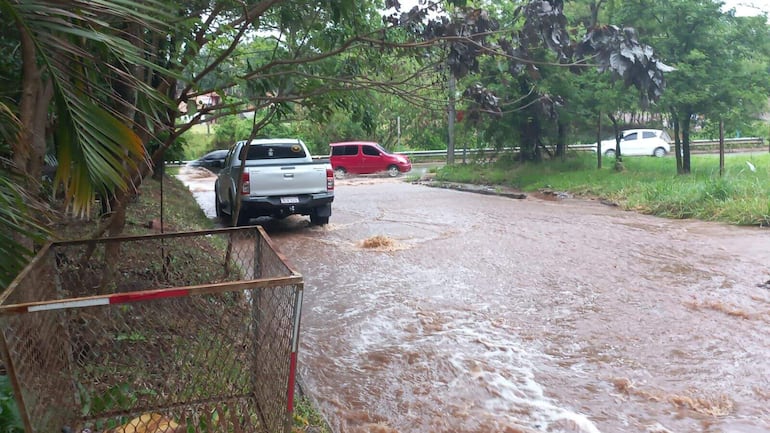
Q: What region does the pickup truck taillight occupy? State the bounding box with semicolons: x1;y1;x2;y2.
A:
326;168;334;191
241;172;250;195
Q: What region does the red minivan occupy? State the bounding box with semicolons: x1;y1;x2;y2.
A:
329;141;412;178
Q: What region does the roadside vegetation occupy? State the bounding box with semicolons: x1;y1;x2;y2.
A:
436;152;770;226
180;125;214;162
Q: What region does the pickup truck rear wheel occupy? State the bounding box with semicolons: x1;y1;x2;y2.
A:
228;195;250;226
310;213;329;225
214;188;223;219
310;204;331;225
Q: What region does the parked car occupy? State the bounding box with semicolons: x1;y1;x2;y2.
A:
330;141;412;178
187;149;228;172
600;129;671;157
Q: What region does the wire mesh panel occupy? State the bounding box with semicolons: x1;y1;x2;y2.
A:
0;227;303;433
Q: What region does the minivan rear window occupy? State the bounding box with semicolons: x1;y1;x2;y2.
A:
332;145;358;156
245;143;307;159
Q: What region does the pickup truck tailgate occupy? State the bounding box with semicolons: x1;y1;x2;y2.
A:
246;164;328;196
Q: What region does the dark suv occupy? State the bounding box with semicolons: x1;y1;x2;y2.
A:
188;149;228;172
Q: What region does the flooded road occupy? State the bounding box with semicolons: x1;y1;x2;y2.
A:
178;167;770;433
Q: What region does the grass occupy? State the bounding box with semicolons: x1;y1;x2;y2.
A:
0;375;24;433
293;396;332;433
436;152;770;226
51;173;215;240
127;174;215;233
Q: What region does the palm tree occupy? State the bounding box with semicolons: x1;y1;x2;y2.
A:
0;0;174;288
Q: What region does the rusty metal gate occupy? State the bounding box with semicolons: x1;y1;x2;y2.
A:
0;227;303;433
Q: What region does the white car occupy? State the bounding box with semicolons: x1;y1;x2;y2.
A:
600;129;671;157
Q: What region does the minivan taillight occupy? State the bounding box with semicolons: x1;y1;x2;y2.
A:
326;168;334;191
241;172;250;195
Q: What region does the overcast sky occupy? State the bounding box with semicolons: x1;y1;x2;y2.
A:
720;0;770;17
394;0;770;18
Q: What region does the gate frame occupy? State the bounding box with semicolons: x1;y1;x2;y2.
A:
0;226;304;433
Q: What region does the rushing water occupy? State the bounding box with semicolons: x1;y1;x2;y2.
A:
178;169;770;433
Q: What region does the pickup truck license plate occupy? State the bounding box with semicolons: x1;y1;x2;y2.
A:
280;197;300;204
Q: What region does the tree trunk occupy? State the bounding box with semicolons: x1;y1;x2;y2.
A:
682;115;692;174
12;17;54;258
556;120;566;159
608;113;623;170
447;74;456;165
587;0;606;28
14;23;36;179
672;112;683;174
596;113;602;169
14;20;53;189
719;119;725;177
519;116;541;162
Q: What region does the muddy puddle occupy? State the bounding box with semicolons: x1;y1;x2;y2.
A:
177;168;770;433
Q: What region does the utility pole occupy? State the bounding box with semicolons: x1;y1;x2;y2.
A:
447;74;456;165
719;119;725;176
397;116;401;149
597;113;602;169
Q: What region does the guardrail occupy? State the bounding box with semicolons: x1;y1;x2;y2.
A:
168;137;765;165
568;137;766;152
689;137;765;147
392;137;766;160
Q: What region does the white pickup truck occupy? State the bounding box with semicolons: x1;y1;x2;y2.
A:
215;138;334;226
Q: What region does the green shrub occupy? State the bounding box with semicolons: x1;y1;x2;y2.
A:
409;125;447;150
212;116;252;148
181;125;216;160
0;375;24;433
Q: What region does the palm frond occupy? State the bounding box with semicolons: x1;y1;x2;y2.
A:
4;0;178;216
0;164;49;290
0;100;19;145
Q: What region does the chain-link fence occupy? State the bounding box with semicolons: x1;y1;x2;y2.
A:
0;227;303;433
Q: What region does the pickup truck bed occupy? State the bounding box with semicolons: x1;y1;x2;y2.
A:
215;139;334;226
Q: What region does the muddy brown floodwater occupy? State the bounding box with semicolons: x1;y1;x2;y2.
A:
177;168;770;433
